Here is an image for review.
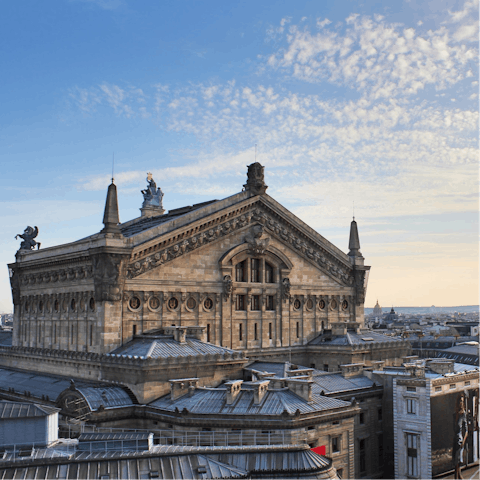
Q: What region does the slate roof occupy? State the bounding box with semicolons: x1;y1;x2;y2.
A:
120;200;218;237
246;361;377;395
0;330;12;346
76;386;136;411
0;400;59;418
309;330;404;346
0;445;334;479
0;367;136;407
444;344;479;355
244;362;290;377
311;373;376;395
150;383;351;416
0;453;247;479
109;336;241;359
211;447;331;474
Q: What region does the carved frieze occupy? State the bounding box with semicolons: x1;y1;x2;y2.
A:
126;203;355;286
19;264;94;287
92;253;128;302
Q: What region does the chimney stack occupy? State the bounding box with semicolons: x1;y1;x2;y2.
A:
225;380;243;405
252;381;270;405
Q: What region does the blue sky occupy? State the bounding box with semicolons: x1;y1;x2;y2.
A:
0;0;478;311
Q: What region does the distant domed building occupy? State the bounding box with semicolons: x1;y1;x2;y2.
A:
373;300;382;316
384;307;399;323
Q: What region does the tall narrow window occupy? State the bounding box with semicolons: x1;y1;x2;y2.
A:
239;323;243;341
378;434;384;466
235;295;246;311
332;436;340;453
251;295;260;311
406;434;418;477
235;261;246;282
266;295;274;311
359;439;366;474
265;263;274;283
254;323;258;340
268;323;272;339
296;322;300;338
133;325;137;336
207;324;211;342
406;398;416;414
251;258;260;282
53;324;57;344
70;324;74;343
89;324;93;346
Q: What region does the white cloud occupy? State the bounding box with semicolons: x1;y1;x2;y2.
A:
264;12;478;100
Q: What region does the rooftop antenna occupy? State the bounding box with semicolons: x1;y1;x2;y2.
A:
112;153;115;183
353;200;355;220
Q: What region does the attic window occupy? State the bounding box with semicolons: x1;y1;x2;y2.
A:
362;337;374;342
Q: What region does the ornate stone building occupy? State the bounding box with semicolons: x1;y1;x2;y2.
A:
9;164;370;357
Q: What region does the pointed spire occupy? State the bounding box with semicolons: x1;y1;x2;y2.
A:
101;180;122;235
348;217;362;257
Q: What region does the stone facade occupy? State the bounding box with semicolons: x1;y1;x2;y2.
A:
9;164;369;357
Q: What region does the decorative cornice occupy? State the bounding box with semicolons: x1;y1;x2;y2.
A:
127;202;355;286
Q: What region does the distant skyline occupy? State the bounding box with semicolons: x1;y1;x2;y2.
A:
0;0;478;312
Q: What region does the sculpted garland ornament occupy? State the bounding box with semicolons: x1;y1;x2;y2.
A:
126;205;354;285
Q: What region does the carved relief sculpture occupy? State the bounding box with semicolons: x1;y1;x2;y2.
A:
245;224;270;256
92;253;127;302
282;278;291;299
223;275;233;299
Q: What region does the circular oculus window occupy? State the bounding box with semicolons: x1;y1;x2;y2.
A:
129;296;141;310
89;298;95;311
306;298;314;310
186;297;196;310
204;297;213;310
168;297;179;310
342;300;348;310
330;299;337;310
54;300;59;312
293;299;301;310
149;296;160;310
318;299;326;310
70;299;76;312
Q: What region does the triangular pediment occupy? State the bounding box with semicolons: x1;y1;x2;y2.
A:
126;194;354;286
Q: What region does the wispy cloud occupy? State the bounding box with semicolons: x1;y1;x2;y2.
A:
69;4;478;233
265;7;478;100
